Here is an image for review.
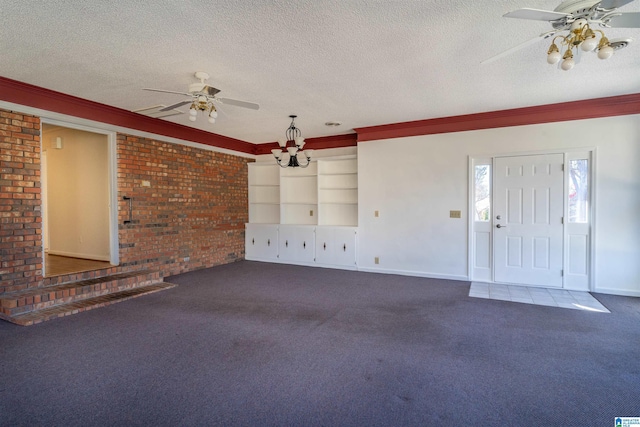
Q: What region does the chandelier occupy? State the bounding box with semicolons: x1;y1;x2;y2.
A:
271;115;313;168
188;95;218;124
546;19;614;70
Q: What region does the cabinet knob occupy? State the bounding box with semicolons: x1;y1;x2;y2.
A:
303;241;306;249
323;242;326;250
267;239;271;246
252;238;255;245
285;240;288;247
343;244;346;251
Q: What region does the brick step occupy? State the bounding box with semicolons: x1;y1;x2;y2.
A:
3;282;177;326
0;270;162;317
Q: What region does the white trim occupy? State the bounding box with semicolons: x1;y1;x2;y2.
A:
47;250;111;262
590;148;598;293
468;157;492;283
357;266;468;281
469;147;596;290
593;287;640;297
40;119;120;267
107;131;119;266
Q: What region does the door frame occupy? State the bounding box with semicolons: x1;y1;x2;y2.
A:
40;119;119;268
468;148;596;291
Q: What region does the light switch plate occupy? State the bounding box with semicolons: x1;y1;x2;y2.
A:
450;210;461;218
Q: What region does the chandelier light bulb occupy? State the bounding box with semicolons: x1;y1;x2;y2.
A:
546;42;561;64
597;45;614;60
547;51;561;64
561;58;575;71
188;115;197;122
189;108;198;116
209;110;218;119
208;117;216;124
581;36;598;52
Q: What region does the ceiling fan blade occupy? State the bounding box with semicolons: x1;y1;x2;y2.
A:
217;98;260;110
599;0;635;9
482;31;557;64
143;88;192;96
606;12;640;27
504;8;570;21
159;100;192;111
201;85;221;97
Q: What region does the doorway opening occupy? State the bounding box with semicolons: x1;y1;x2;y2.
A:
468;150;594;291
41;122;119;277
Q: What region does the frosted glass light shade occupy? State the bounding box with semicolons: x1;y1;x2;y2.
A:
271;148;282;158
189;108;198;116
277;138;287;148
295;137;305;148
597;46;613;59
209;110;218;118
287;146;298;156
188;115;197;122
547;51;561;64
581;37;598;52
208;117;216;124
561;58;575;70
303;149;313;159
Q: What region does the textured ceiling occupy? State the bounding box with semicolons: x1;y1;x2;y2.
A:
1;0;639;144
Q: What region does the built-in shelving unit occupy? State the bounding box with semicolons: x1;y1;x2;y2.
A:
246;156;358;269
248;163;280;224
317;158;358;226
280;162;318;225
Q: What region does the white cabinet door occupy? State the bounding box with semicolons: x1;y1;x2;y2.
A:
245;224;278;261
315;226;357;268
279;225;315;264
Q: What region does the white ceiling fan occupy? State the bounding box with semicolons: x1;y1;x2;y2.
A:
483;0;640;68
143;71;259;123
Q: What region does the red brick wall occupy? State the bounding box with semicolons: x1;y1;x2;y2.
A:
0;108;250;293
0;110;43;293
117;134;249;275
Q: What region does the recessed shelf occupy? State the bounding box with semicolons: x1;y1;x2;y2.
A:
248;157;357;227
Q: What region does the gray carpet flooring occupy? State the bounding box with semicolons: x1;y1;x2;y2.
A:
1;261;638;426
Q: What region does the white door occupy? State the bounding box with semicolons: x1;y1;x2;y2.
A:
493;154;564;287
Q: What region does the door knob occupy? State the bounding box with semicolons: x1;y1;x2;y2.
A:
496;224;507;228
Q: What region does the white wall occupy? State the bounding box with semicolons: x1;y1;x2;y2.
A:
357;114;640;296
42;126;111;261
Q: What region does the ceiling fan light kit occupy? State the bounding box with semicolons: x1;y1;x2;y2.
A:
272;115;313;168
545;19;617;70
142;71;259;125
487;0;639;70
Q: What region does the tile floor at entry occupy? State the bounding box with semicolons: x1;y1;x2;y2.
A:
469;282;610;313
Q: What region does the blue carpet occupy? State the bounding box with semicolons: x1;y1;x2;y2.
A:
1;261;638;426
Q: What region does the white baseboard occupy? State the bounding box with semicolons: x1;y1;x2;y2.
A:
356;266;469;282
244;257;361;272
593;287;640;297
47;250;110;262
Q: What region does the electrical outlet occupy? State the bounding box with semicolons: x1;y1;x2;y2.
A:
374;257;380;264
184;257;190;262
310;210;314;216
450;210;461;219
141;180;151;187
